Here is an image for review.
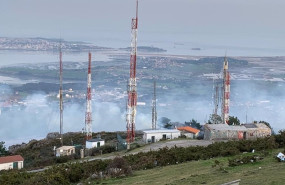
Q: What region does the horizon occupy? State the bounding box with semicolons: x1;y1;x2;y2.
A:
1;0;285;56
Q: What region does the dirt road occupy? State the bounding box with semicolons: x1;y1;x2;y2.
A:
132;139;213;154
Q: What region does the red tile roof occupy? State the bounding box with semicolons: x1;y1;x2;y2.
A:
178;126;200;134
0;155;24;164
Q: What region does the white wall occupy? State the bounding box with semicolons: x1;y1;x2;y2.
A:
0;161;23;171
143;132;181;143
0;162;13;170
183;132;194;138
86;140;105;149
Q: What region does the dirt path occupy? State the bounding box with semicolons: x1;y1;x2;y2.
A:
131;139;214;154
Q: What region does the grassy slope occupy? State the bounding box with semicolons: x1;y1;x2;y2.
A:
95;149;285;185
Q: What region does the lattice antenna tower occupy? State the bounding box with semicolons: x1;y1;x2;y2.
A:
85;52;92;140
221;55;230;124
126;0;139;148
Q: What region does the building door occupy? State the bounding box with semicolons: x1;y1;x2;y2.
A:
13;162;18;169
243;132;247;140
163;134;167;140
151;136;155;143
97;142;101;148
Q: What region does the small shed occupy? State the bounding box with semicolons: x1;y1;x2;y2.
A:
0;155;24;171
143;129;181;143
86;138;105;149
177;126;200;138
56;146;75;157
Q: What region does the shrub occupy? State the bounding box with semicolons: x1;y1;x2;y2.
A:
90;145;116;156
107;157;132;177
55;155;71;163
228;155;263;167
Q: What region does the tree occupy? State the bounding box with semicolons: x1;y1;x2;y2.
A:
0;141;8;156
159;117;172;129
185;119;202;129
164;123;173;129
208;114;222;124
228;116;240;125
258;121;271;129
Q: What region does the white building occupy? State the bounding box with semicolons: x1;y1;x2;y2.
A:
86;138;105;149
143;129;181;143
0;155;24;171
56;146;75;157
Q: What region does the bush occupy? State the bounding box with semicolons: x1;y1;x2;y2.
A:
55;155;71;163
107;157;132;177
90;145;116;156
228;155;263;167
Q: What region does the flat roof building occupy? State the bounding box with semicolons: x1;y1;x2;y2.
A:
56;146;75;157
143;129;181;143
86;138;105;149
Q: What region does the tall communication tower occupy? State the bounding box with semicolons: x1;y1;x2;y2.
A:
126;0;139;148
152;80;157;130
59;40;63;146
221;56;230;124
85;52;92;140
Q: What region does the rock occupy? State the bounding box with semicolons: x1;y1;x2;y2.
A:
8;143;27;153
46;132;60;139
91;173;98;179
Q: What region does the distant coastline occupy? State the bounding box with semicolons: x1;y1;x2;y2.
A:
0;37;167;53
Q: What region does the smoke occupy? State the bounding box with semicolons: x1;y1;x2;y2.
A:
0;90;152;146
1;78;285;147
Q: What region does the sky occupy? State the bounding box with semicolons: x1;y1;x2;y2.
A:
0;0;285;55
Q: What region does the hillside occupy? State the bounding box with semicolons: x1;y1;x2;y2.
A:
97;149;285;185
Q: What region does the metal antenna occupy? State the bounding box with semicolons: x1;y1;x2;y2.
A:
126;0;139;149
59;38;63;146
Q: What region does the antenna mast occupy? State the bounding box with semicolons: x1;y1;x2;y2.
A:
59;39;63;146
126;0;139;149
221;56;230;124
213;81;219;115
152;80;157;130
85;52;92;140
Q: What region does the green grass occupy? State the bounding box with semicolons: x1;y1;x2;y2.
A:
90;149;285;185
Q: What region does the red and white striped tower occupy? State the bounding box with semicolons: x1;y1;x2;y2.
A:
126;0;138;148
59;40;63;146
222;56;230;124
85;52;92;140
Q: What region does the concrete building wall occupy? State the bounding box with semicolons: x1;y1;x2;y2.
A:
204;123;271;140
204;127;211;140
86;140;105;149
182;132;195;139
0;162;13;170
0;161;23;171
143;131;181;143
56;147;75;157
